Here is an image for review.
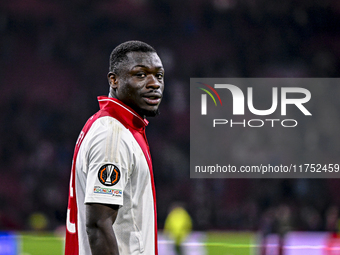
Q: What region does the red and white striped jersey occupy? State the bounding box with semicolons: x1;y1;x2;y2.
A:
65;96;158;255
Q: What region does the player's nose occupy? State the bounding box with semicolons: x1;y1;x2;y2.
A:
146;75;162;89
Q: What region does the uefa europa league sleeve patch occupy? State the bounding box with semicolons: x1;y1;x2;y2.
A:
98;164;121;186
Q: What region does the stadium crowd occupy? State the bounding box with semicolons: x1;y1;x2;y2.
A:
0;0;340;235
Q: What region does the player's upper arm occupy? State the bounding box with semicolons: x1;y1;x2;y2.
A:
86;203;120;255
86;203;119;229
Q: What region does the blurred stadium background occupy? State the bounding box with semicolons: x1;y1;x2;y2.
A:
1;0;340;254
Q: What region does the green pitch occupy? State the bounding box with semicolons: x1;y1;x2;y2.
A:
15;231;256;255
20;233;64;255
206;232;256;255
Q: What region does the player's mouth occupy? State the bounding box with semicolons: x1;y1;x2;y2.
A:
142;93;162;105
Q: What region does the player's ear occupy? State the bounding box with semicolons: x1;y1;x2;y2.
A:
108;72;118;89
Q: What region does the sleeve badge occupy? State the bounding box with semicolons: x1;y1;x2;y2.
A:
97;164;121;186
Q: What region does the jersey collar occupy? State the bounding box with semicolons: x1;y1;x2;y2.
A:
97;96;149;131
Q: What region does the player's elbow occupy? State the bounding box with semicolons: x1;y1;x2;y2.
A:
86;217;108;235
86;219;99;240
86;219;112;248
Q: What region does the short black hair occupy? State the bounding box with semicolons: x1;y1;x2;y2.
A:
109;40;156;74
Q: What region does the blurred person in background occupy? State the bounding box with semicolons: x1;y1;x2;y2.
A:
65;40;165;255
164;203;193;255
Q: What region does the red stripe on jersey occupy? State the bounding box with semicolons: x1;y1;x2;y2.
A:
65;113;101;255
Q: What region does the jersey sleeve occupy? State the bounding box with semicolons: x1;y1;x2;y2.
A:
83;116;134;206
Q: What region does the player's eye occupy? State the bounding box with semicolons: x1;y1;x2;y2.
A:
156;73;164;79
136;72;146;78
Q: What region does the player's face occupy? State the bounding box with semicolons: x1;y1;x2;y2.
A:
110;52;165;117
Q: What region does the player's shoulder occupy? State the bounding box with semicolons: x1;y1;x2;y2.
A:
91;115;126;132
85;116;139;158
86;115;134;144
